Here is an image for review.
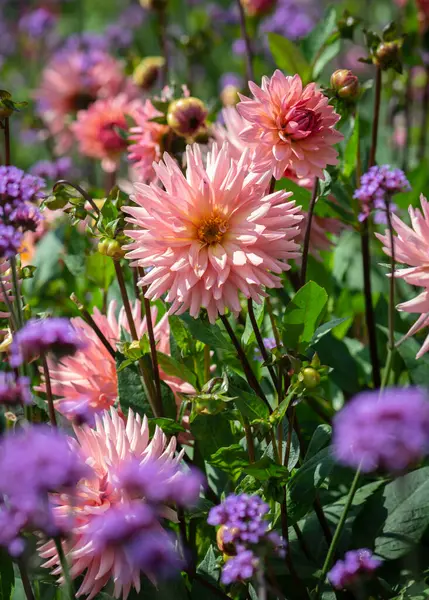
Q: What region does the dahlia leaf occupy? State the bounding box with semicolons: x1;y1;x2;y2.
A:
226;368;270;420
180;314;232;352
0;550;14;600
190;414;236;457
157;351;198;388
242;301;264;347
282;281;328;350
301;6;338;63
267;33;311;83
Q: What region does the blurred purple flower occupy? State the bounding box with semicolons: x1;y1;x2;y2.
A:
19;8;57;39
30;156;75;181
0;373;31;406
261;0;318;41
129;530;185;577
0;166;45;204
328;549;382;590
221;550;259;584
232;39;247;56
254;337;277;362
354;165;410;222
333;388;429;473
0;225;23;259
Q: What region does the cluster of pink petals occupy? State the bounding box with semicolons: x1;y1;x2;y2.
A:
377;194;429;358
72;95;143;173
212;106;255;162
124;143;303;323
39;408;182;599
127;100;169;183
237;71;343;180
35;50;134;154
37;300;193;420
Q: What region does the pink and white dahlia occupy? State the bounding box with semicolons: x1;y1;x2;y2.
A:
128;100;169;183
38;408;182;599
38;300;192;421
376;194;429;287
72;95;143;173
395;291;429;359
212;106;254;162
237;71;343;180
35;49;134;154
123;143;303;323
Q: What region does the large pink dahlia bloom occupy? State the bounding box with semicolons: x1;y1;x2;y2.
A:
38;408;182;599
212;106;254;162
124;143;303;323
38;301;193;421
237;71;343;180
72;95;143;173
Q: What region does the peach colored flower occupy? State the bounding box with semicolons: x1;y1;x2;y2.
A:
72;95;143;173
237;71;343;180
123;143;303;323
35;49;135;154
127;100;169;183
376;194;429;287
38;408;182;599
395;291;429;358
38;301;193;421
212;106;254;162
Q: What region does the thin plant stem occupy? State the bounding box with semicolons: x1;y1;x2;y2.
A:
315;468;361;599
235;0;255;83
283;406;295;467
70;293;116;359
292;523;314;562
381;195;396;390
142;294;164;416
265;297;281;347
418;64;429;162
256;567;267;600
10;257;23;329
219;313;271;412
157;2;169;86
204;344;211;383
247;299;278;389
54;180;100;218
402;67;412;172
300;178;319;287
369;66;382;167
4;117;10;165
17;559;36;600
42;354;57;426
54;537;75;600
243;418;255;463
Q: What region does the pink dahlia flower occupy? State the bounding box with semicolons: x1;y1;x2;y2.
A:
35;49;135;154
237;71;343;180
72;95;143;173
376;194;429;287
123;143;303;323
38;408;182;599
128;100;169;183
396;291;429;359
38;300;193;421
212;106;255;162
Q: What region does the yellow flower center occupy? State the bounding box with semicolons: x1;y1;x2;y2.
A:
197;214;229;245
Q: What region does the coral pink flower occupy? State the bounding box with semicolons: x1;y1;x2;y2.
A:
35;49;135;154
212;106;254;162
38;301;193;421
376;194;429;287
128;100;169;182
72;95;143;173
396;291;429;358
38;408;182;599
123;143;303;323
237;71;343;180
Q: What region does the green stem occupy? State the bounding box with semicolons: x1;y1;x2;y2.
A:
315;468;361;598
42;354;57;426
300;178;319;288
382;195;396;391
247;299;278;390
17;559;36;600
10;257;23;329
54;538;74;600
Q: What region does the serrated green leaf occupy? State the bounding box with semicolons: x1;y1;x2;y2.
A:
305;424;332;460
180;314;232;351
244;456;289;482
209;444;248;478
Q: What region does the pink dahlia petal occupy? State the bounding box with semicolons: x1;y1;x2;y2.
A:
237;70;343;180
123;142;303;323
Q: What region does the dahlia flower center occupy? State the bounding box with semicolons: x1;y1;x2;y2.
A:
280;107;320;141
197;214;229;245
99;121;127;152
70;92;96;112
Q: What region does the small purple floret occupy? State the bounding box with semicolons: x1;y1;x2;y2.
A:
328;549;382;590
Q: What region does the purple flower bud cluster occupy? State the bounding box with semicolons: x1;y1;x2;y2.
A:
353;165;410;222
0;166;45;258
10;317;87;367
18;8;57;39
333;388;429;473
328;549;382;590
208;494;285;585
30;157;75;181
0;425;90;555
261;0;319;41
0;372;31;406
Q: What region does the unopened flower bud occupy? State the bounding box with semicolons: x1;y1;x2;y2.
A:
301;367;320;389
0;91;13;119
98;238;126;260
240;0;276;17
330;69;360;101
375;41;401;71
133;57;165;90
216;526;238;556
139;0;166;10
167;97;208;139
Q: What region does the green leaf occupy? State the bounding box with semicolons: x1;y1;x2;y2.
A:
305;424;332;460
116;354;154;417
287;447;335;524
275;178;312;211
310;317;349;346
180;314;232;351
394;330;429;386
244;456;289;482
316;333;360;394
343;115;359;178
209;444;248;478
196;546;220;583
168;315;194;358
312;38;341;79
242;301;264;347
226;368;270;420
157;351;197;388
86;253;115;290
148;417;186;434
267;33;311;82
0;551;14;600
301;6;338;62
28;230;64;289
191;413;236;456
282;281;328;350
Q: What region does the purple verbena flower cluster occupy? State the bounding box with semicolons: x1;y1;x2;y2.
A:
10;317;87;367
0;425;90;554
18;8;57;39
261;0;318;41
30;157;75;181
354;165;410;222
333;388;429;473
0;166;45;258
208;494;285;585
328;549;382;590
0;372;31;405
